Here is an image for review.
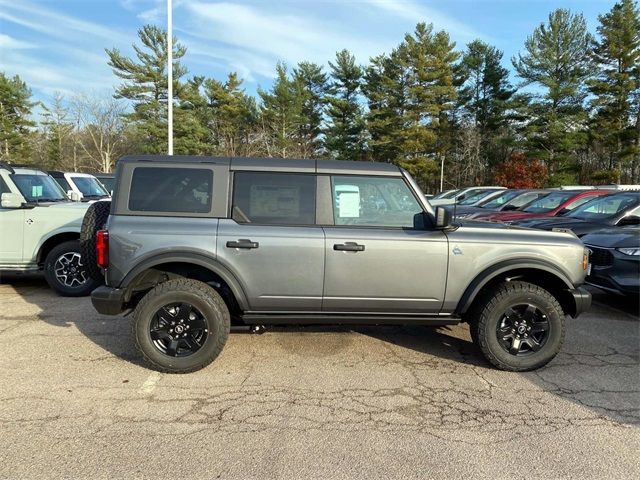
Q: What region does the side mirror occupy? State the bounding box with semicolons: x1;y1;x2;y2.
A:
455;194;466;203
435;206;452;229
617;215;640;227
1;192;26;209
69;191;81;202
502;204;518;211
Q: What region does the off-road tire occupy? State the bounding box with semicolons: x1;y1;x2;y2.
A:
44;240;102;297
133;279;230;373
471;281;565;371
80;200;111;281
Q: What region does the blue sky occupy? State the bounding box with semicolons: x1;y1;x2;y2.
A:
0;0;617;105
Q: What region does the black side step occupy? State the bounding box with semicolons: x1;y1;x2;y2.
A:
240;313;459;326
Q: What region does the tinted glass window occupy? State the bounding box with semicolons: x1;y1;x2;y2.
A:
232;172;316;225
567;194;640;220
129;167;212;213
523;192;574;213
12;174;67;202
331;176;422;228
72;176;108;197
53;176;72;192
481;191;520;209
98;176;115;192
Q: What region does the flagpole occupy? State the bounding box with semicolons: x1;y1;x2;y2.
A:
167;0;173;155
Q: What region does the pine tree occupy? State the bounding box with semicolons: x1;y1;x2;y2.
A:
203;73;258;156
512;9;593;184
106;25;187;154
324;49;366;160
364;49;409;164
293;62;327;157
258;63;305;158
400;23;459;187
589;0;640;182
0;72;36;161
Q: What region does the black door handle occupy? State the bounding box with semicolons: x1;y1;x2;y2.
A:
226;239;259;249
333;242;365;252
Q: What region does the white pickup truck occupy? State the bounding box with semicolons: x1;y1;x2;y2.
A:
0;163;101;296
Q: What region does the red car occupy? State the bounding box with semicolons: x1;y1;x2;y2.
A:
471;190;611;223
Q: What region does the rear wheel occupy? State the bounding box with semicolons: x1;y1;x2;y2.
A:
44;240;102;296
133;279;230;373
471;281;565;371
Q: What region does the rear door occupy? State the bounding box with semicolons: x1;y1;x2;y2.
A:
322;174;448;313
216;171;325;311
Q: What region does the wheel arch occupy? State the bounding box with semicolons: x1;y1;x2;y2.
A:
37;231;80;264
120;253;249;315
456;259;578;318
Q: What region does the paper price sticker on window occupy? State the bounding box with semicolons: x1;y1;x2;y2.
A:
336;186;360;218
31;185;43;198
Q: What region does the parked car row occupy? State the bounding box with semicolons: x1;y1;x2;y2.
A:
0;162;114;295
434;185;639;297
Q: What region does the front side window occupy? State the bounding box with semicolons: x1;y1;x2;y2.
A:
481;191;520;209
53;176;72;192
71;176;109;198
331;176;422;228
128;167;212;213
11;174;67;202
232;172;316;225
522;192;574;213
0;176;10;195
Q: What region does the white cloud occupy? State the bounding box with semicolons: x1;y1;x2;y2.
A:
181;1;396;82
0;33;35;50
0;0;130;44
361;0;483;40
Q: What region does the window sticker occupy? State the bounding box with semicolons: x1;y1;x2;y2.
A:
336;185;360;218
31;185;43;197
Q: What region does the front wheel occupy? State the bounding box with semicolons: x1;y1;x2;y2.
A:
471;281;565;371
133;279;230;373
44;240;102;297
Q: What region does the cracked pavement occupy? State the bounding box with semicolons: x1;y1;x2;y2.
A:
0;275;638;479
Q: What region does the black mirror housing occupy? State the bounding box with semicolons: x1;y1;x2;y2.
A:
617;215;640;227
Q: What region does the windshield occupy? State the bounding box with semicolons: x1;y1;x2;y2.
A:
480;190;521;209
11;174;68;202
98;176;115;192
567;194;640;220
458;190;495;205
432;189;458;200
523;192;574;213
71;176;109;197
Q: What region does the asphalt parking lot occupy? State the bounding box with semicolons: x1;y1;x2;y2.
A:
0;274;638;479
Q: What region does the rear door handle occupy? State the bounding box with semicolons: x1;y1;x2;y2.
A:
333;242;365;252
226;239;259;249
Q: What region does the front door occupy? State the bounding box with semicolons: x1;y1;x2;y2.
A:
322;175;448;313
217;171;324;311
0;177;24;264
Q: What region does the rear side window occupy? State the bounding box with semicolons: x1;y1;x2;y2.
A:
128;167;212;213
232;172;316;225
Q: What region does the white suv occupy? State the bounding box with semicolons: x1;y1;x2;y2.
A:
0;163;101;296
48;171;110;201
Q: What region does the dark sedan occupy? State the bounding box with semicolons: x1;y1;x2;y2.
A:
582;227;640;297
514;191;640;236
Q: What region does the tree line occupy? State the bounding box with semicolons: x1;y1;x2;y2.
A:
1;0;638;192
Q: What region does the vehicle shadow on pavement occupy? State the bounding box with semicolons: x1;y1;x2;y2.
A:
3;275;638;428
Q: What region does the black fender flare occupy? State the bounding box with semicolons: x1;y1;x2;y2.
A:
120;252;250;310
456;259;575;315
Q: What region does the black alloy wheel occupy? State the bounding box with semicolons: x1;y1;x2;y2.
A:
496;303;550;356
150;302;208;357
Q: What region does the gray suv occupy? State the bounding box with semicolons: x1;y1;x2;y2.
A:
89;156;591;373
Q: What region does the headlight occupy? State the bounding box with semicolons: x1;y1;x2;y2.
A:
617;247;640;256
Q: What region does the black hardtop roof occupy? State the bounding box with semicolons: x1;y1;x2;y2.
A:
117;155;401;176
